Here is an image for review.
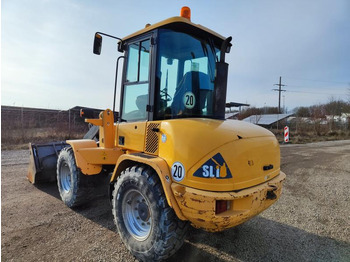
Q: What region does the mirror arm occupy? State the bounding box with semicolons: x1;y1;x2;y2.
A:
94;32;124;55
95;32;122;42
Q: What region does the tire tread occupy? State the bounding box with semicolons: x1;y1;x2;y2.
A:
112;164;189;262
56;147;94;207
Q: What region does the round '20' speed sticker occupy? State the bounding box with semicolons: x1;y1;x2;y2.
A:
171;162;185;182
183;92;196;109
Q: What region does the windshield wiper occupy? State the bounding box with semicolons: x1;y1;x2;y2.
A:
208;38;219;63
200;40;215;82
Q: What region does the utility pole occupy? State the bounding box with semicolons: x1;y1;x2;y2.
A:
273;76;286;113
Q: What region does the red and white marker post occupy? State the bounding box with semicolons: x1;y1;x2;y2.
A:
284;126;289;143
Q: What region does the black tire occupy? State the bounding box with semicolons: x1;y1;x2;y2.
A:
112;165;188;262
56;147;92;207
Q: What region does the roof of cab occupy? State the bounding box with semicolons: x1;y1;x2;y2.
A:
122;16;226;42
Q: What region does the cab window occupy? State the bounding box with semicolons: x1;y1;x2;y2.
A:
155;29;220;120
122;39;150;121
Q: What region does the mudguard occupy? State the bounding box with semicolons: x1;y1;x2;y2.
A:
66;139;123;175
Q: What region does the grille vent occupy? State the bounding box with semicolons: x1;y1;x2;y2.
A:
145;123;160;154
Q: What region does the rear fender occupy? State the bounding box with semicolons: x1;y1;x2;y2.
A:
110;153;186;221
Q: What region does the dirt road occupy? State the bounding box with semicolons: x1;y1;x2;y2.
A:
2;141;350;261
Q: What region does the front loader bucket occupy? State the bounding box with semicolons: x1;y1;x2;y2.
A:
27;142;68;184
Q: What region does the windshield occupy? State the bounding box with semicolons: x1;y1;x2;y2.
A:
155;29;221;120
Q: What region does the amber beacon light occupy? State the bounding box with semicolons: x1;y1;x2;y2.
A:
180;6;191;20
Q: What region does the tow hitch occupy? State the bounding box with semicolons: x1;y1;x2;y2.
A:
266;185;278;200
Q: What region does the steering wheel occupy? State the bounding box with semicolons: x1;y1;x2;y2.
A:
160;89;172;101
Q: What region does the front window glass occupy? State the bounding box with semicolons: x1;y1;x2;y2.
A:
155;29;220;120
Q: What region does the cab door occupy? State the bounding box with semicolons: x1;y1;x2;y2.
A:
117;36;152;152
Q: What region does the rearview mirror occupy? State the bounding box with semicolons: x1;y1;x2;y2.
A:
80;108;94;118
93;33;102;55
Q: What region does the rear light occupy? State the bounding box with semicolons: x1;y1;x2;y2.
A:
215;200;231;215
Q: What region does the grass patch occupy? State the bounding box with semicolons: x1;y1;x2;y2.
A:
1;127;87;150
272;129;350;144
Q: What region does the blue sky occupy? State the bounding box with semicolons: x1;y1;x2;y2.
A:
2;0;350;111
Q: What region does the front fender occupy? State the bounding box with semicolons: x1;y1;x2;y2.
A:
66;139;123;175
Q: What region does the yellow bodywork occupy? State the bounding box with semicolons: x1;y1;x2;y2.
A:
66;139;123;175
67;109;286;231
157;118;281;191
117;122;147;152
67;109;122;175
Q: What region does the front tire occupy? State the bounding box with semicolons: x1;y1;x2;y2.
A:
112;165;188;261
56;147;92;207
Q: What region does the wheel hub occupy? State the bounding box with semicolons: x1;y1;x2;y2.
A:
60;163;71;192
122;189;152;241
138;202;150;221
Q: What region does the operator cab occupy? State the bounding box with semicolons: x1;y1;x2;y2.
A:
94;7;231;123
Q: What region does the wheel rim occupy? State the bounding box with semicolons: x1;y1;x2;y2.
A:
122;189;152;241
60;162;71;192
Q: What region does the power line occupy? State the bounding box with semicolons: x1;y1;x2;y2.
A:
286;90;348;96
284;77;350;85
272;76;286;113
285;85;348;93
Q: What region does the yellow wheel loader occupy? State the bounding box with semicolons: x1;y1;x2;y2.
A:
28;6;286;261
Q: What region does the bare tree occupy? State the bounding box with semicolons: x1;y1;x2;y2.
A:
310;104;325;135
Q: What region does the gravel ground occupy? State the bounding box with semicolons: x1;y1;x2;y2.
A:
1;140;350;261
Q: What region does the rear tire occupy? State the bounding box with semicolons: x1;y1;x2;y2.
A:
112;165;188;262
56;147;92;207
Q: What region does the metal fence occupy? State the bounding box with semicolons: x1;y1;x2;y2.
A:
1;106;97;145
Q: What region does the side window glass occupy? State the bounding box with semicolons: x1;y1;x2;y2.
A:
122;83;149;121
126;40;150;82
139;40;150;82
122;38;151;122
126;43;139;82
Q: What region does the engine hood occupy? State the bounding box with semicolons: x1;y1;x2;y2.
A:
158;118;279;190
